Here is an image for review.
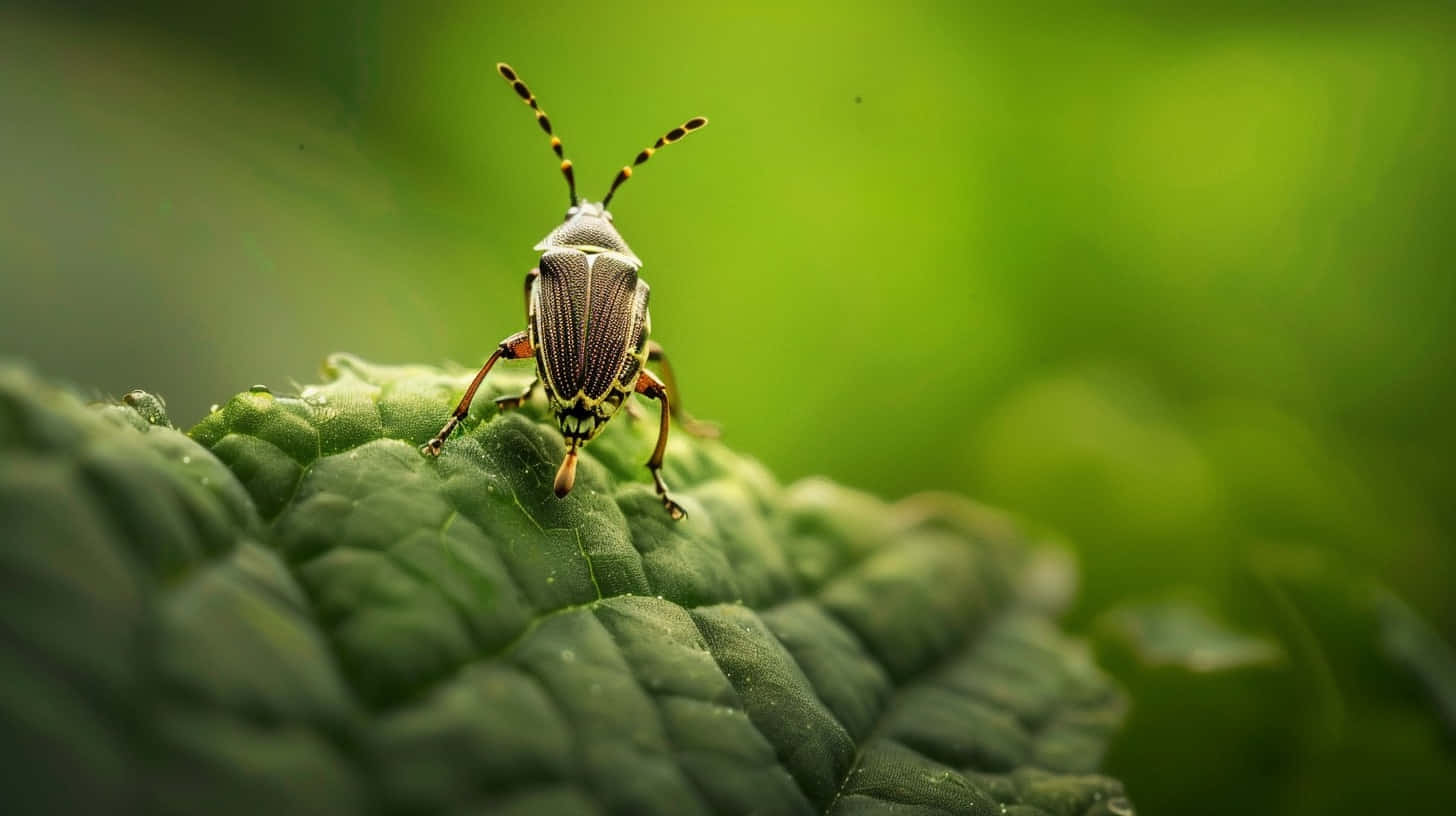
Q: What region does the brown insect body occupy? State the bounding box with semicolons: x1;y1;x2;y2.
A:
530;204;650;447
421;63;714;520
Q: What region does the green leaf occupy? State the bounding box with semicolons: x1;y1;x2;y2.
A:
1100;600;1284;673
1;356;1133;815
1377;589;1456;738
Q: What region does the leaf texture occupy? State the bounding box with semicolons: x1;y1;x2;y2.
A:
0;356;1133;815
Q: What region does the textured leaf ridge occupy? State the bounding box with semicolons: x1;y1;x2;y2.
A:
0;356;1133;815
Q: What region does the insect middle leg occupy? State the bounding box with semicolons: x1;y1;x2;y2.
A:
491;268;543;412
645;340;719;438
635;369;687;520
422;330;533;456
494;377;540;412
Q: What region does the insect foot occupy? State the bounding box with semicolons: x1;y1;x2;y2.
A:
650;467;688;521
681;416;722;439
661;494;687;521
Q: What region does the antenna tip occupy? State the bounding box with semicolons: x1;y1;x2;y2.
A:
686;116;709;129
496;63;516;80
561;159;573;171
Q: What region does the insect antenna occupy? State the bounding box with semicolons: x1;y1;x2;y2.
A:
496;62;578;205
601;116;709;208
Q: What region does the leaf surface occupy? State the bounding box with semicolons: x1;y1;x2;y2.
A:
0;357;1133;815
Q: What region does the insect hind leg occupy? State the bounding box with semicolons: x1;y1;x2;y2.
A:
635;369;687;520
646;340;719;438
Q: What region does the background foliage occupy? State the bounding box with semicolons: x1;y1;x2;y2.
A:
2;1;1453;812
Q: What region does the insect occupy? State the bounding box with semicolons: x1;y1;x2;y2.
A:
422;62;717;520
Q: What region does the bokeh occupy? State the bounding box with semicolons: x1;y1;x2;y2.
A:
2;1;1453;812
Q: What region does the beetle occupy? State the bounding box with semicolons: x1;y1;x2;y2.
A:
421;62;717;520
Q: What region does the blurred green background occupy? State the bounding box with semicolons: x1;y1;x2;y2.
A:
2;0;1453;812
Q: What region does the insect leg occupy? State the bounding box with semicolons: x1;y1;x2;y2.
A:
635;369;687;520
493;377;540;412
645;340;720;438
421;330;533;456
522;267;539;318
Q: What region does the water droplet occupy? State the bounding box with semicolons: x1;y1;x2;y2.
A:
248;384;270;394
181;455;191;465
560;649;575;663
208;404;220;413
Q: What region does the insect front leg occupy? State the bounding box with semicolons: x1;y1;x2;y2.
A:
521;267;539;318
421;330;533;456
635;369;687;520
646;340;720;438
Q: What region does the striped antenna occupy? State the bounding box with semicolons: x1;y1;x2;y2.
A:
497;63;578;205
601;116;709;208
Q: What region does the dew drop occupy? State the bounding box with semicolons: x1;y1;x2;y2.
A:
181;455;192;465
248;384;270;394
209;404;220;413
